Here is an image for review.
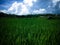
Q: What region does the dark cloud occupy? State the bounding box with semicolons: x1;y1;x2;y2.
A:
54;1;60;14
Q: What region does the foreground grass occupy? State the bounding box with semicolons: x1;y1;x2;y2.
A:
0;17;60;45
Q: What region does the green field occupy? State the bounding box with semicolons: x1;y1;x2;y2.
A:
0;17;60;45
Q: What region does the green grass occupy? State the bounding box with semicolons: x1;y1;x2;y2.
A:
0;17;60;45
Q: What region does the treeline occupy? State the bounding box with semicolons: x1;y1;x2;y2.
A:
0;12;17;17
0;12;60;18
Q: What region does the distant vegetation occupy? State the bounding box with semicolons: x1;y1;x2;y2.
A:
0;12;60;18
0;12;60;45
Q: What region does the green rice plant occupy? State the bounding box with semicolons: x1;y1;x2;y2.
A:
0;16;60;45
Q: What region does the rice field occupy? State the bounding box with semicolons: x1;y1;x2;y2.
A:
0;17;60;45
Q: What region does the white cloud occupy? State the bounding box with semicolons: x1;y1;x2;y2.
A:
52;0;60;3
48;5;51;8
52;0;60;6
23;0;37;7
7;2;30;15
7;1;30;15
8;2;19;14
0;10;7;13
1;0;37;15
1;0;51;15
17;3;30;15
33;9;46;14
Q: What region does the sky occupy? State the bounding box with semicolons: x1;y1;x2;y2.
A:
0;0;60;15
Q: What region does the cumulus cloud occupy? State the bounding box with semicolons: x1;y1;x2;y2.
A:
1;0;37;15
8;1;30;15
7;2;30;15
1;0;60;14
33;9;46;14
23;0;37;7
1;0;54;15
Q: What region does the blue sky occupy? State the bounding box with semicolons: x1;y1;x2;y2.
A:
0;0;60;15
